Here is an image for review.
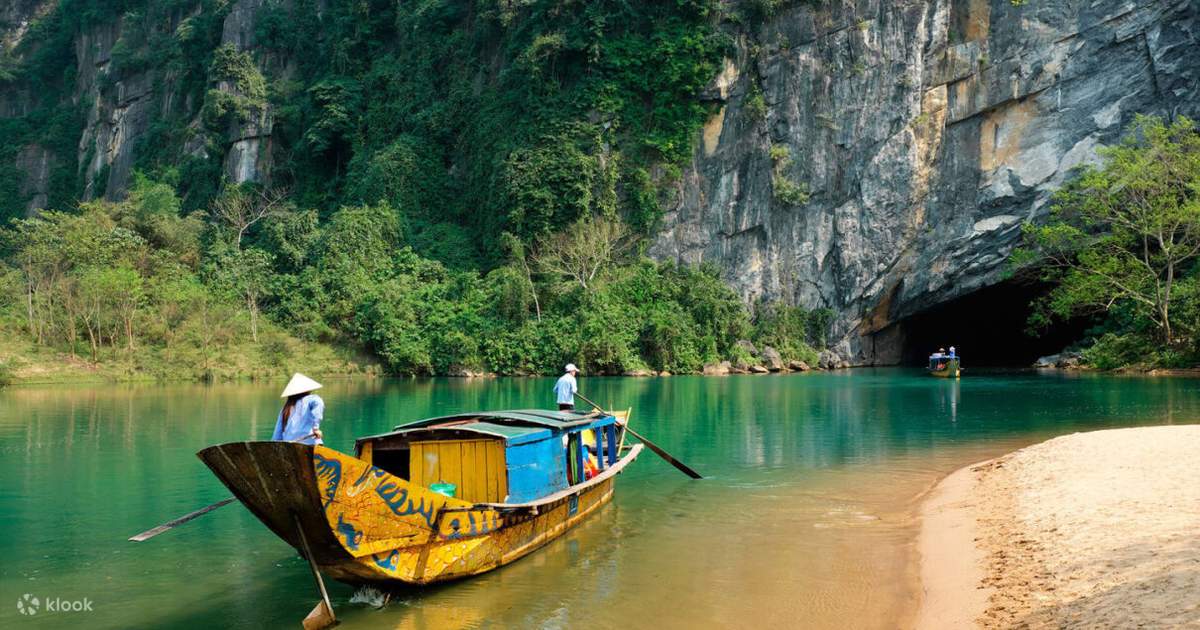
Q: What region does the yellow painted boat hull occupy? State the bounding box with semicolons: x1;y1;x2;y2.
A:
198;440;642;585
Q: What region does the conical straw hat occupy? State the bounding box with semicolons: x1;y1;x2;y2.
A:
281;373;322;398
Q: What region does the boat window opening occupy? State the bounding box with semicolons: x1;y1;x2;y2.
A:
605;425;618;466
594;429;606;473
370;447;411;480
569;433;585;485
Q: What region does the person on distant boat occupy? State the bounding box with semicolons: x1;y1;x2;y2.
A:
929;348;947;370
272;373;325;445
948;346;957;358
554;364;579;411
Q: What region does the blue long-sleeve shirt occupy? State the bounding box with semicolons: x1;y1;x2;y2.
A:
272;394;324;445
554;374;577;405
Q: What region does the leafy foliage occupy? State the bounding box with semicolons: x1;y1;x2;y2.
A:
769;144;811;206
0;1;841;380
1013;115;1200;368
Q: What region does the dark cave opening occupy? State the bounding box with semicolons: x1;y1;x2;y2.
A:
896;280;1095;367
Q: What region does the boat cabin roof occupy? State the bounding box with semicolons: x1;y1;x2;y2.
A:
395;409;603;431
357;409;614;447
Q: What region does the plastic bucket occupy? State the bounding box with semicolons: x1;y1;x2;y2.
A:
430;482;457;498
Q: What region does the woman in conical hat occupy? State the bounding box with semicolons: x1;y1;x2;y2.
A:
271;373;325;445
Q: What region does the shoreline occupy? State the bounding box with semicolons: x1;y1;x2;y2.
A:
8;362;1200;388
914;461;994;629
915;425;1200;628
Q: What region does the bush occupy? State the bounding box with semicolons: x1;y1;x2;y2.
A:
259;335;291;368
1081;333;1145;370
751;302;825;364
769;144;811;206
0;360;12;387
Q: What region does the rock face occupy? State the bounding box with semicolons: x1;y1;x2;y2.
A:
217;0;276;186
759;345;784;371
1034;351;1083;368
652;0;1200;365
14;144;54;213
703;360;733;375
3;0;278;207
818;350;848;370
4;0;1198;365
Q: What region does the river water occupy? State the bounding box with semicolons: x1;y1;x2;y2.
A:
2;370;1198;629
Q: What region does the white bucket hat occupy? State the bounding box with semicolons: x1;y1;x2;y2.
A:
281;373;322;398
565;363;578;373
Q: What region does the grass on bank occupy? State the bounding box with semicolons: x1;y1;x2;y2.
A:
0;323;372;385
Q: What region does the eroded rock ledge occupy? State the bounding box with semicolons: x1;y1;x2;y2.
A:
652;0;1200;365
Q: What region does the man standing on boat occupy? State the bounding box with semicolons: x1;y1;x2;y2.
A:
554;364;579;411
272;373;325;445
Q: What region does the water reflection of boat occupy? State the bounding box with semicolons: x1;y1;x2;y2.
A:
197;409;641;586
927;357;961;378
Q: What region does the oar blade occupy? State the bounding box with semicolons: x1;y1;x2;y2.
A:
302;600;337;630
625;427;703;479
576;392;703;479
128;497;236;542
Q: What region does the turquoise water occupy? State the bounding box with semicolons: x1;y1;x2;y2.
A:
1;370;1198;629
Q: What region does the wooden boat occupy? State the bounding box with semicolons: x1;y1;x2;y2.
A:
197;409;642;585
927;357;961;378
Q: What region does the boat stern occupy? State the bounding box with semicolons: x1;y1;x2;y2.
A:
198;441;493;583
197;441;353;565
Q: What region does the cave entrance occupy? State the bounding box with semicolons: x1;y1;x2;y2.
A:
895;280;1094;367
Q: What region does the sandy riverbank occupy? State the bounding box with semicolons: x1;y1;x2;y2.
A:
916;425;1200;628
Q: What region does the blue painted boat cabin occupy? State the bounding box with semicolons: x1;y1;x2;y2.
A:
353;410;623;504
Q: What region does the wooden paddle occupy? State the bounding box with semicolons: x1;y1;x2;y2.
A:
296;514;337;629
128;498;236;542
575;392;703;480
128;432;320;542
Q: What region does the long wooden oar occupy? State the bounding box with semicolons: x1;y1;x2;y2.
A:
128;498;236;542
296;514;337;629
128;432;319;542
575;393;703;480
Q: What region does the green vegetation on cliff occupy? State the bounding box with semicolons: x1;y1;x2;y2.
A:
1015;115;1200;370
1;1;829;380
2;0;732;247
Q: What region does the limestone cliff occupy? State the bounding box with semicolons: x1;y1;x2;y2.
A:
2;0;275;212
651;0;1200;364
4;0;1199;365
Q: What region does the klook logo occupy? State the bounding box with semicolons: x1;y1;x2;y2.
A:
15;593;93;616
16;594;38;616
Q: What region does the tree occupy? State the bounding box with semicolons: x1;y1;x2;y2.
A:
500;232;541;321
1015;115;1200;345
210;184;290;248
94;266;142;351
220;248;274;343
533;215;630;291
182;293;239;377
